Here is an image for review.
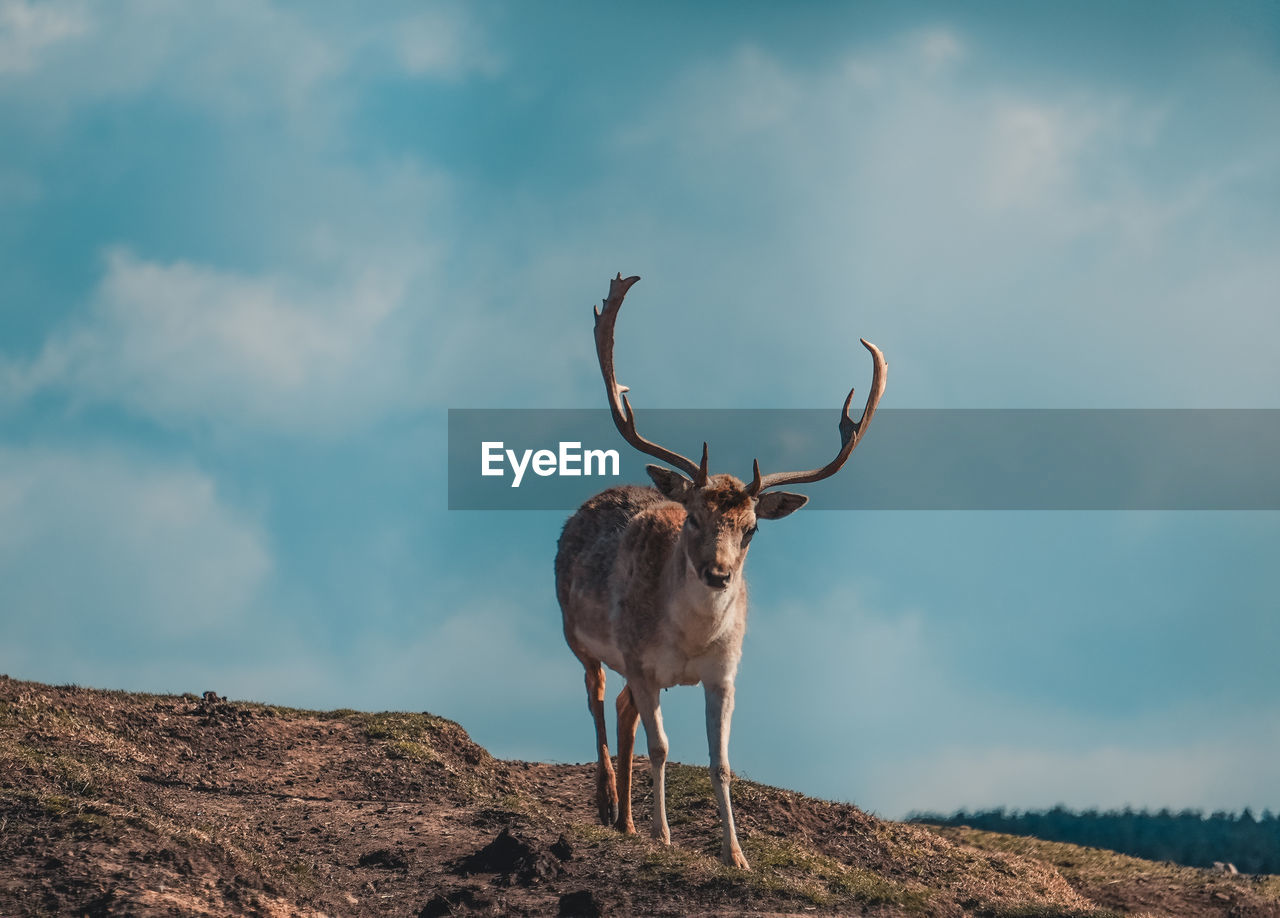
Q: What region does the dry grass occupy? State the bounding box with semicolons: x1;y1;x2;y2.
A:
4;677;1278;918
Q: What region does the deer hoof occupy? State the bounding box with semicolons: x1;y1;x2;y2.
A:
598;801;618;826
722;847;750;870
596;786;618;826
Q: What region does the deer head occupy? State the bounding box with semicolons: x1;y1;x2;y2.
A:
593;273;887;592
645;467;805;590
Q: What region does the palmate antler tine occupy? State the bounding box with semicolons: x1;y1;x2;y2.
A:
746;338;887;495
594;274;708;485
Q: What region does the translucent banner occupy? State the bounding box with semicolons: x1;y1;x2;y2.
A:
448;409;1280;510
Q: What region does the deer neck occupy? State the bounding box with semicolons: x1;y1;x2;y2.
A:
660;532;745;653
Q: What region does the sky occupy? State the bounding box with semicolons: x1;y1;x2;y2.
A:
1;0;1278;819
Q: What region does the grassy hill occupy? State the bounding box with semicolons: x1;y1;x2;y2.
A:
2;674;1277;917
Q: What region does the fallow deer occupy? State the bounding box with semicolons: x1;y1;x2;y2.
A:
555;274;886;868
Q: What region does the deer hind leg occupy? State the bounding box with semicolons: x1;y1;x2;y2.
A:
614;684;639;834
583;660;618;825
628;678;671;844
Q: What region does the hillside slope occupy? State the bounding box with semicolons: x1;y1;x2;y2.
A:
2;675;1277;917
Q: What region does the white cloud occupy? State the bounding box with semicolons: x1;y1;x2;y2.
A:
981;102;1078;208
0;447;271;637
0;153;606;432
1;0;337;118
95;597;586;761
0;0;87;74
0;1;497;121
7;248;424;434
391;5;502;81
718;582;1280;819
744;588;934;717
597;32;1280;409
876;734;1280;818
0;230;594;433
356;601;579;739
914;27;965;72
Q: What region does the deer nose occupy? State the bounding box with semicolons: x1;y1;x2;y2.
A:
701;566;732;590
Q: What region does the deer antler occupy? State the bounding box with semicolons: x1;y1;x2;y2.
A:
746;338;887;495
594;274;709;485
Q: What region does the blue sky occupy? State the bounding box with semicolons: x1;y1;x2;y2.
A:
1;1;1278;819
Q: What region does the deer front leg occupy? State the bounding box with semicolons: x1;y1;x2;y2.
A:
628;678;671;844
705;680;749;869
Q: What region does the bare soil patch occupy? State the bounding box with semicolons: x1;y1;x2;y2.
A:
3;675;1276;916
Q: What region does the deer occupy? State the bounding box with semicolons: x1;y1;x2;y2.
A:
554;274;886;869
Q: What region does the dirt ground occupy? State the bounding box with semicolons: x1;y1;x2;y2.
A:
2;675;1277;917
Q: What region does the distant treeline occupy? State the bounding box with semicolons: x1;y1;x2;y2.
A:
914;807;1280;875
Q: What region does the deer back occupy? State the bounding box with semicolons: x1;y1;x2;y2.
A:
556;486;665;646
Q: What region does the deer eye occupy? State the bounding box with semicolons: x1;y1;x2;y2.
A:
686;516;701;532
742;524;758;545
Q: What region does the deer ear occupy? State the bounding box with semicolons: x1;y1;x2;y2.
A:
646;465;695;503
755;490;808;520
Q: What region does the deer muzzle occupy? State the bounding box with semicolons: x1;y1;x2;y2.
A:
699;565;733;591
